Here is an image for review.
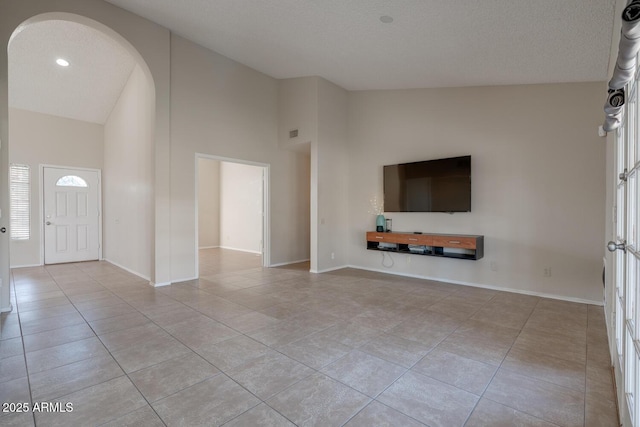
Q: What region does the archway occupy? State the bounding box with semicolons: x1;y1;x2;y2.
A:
1;11;156;312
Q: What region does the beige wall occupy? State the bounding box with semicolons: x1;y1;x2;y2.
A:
197;158;220;248
170;35;310;280
313;78;349;272
104;64;154;279
347;82;607;303
220;162;263;254
278;77;317;151
8;108;103;267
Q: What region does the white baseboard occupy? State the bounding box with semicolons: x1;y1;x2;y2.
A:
219;246;262;255
104;259;151;282
10;263;43;269
168;276;198;285
198;246;220;250
310;264;349;274
1;304;13;313
151;281;171;288
270;258;310;267
346;265;604;306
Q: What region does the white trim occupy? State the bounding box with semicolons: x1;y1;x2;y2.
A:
310;264;349;274
198;245;220;250
40;165;103;265
219;246;262;255
346;265;604;306
150;281;171;288
270;258;311;267
10;263;42;269
0;304;13;313
104;259;150;281
171;276;198;284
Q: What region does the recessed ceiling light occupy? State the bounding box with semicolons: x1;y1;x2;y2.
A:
380;15;394;24
56;58;69;67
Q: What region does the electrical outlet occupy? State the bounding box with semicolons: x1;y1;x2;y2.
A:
331;252;335;260
490;261;498;271
406;255;411;265
544;267;552;277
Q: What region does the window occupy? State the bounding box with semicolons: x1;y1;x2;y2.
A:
9;164;30;240
56;175;87;187
615;76;640;426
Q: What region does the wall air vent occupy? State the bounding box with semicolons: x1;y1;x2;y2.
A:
289;129;299;139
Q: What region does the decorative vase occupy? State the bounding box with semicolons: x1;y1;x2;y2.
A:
376;214;385;232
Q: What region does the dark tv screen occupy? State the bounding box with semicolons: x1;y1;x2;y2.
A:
384;155;471;212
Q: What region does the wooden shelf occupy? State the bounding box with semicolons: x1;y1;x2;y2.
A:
366;231;484;261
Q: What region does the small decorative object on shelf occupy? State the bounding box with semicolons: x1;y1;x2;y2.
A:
385;218;392;232
369;195;385;232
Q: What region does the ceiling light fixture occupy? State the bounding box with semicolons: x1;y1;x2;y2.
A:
56;58;69;67
380;15;394;24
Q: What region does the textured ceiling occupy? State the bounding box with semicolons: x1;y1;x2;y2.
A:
103;0;617;90
9;20;135;124
6;1;617;124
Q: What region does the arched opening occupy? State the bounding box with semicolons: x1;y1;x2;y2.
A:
7;13;155;280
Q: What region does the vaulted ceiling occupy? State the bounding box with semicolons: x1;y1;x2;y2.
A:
8;0;617;123
103;0;616;90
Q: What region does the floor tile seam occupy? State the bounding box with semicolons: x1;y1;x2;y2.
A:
374;368;482;425
47;280;141;329
81;289;227;405
460;347;512;427
230;325;341;372
476;396;565;427
42;375;152;427
258;370;374;422
496;361;588;395
151;371;265;412
126;361;223;406
8;278;38;427
360;400;428;427
484;352;588;426
23;339;111;376
20;315;87;336
319;362;409;400
90;323;204;425
219;401;294;427
29;359;127;404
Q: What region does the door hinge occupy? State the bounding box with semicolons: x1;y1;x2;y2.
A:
620;169;628;182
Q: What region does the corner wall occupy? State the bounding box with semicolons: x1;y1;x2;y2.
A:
104;64;154;279
347;82;607;303
314;78;349;272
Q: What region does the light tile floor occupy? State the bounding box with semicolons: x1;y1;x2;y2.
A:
0;248;618;426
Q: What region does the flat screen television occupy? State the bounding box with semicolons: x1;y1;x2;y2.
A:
384;155;471;212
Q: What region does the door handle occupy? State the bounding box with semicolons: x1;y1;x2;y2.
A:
46;221;52;226
607;240;626;252
0;227;5;233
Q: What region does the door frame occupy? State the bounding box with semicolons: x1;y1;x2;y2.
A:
194;153;271;275
39;164;102;265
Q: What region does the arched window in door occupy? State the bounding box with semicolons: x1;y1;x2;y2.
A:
56;175;88;187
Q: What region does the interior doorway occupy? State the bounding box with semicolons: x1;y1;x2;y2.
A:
195;154;270;276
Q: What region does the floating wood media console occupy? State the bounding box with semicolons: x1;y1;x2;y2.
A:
366;231;484;261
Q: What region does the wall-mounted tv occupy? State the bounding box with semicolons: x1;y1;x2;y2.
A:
384;155;471;213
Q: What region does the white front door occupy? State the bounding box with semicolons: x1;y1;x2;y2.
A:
43;167;100;264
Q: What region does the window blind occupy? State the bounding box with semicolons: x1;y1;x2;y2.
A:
10;164;30;240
